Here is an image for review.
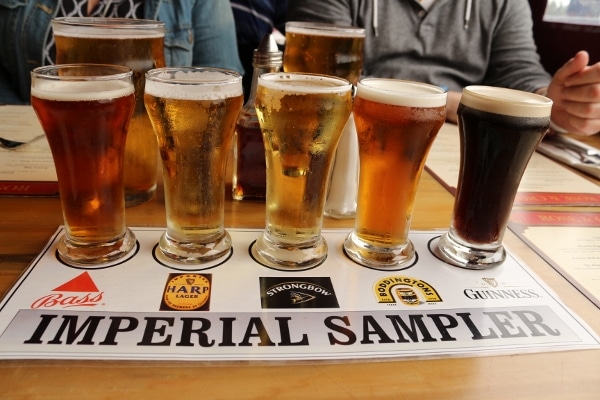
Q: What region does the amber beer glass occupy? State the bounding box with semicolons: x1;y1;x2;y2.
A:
284;21;365;85
252;73;353;270
343;79;447;269
52;17;166;207
437;86;552;269
145;67;243;265
31;64;136;266
284;21;366;219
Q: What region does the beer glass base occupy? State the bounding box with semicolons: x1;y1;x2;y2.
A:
251;233;327;271
324;209;356;219
57;228;136;267
343;231;416;270
435;232;506;269
125;185;156;208
158;231;232;264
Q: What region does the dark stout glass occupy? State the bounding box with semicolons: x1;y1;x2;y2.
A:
437;86;552;269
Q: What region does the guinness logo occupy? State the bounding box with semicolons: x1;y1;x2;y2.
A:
482;278;498;287
260;277;339;309
160;273;211;311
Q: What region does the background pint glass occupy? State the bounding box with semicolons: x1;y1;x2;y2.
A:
343;79;447;269
437;86;552;269
52;17;166;207
144;67;243;265
31;64;136;266
284;21;366;219
252;73;353;270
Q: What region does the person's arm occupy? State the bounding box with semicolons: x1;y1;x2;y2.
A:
483;0;551;93
190;0;244;74
286;0;354;25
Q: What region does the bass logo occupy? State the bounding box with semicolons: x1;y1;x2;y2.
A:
260;277;339;309
374;275;442;306
31;272;103;309
160;273;211;311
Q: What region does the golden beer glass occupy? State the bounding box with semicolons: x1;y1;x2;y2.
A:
436;86;552;269
144;67;243;266
31;64;136;266
343;79;446;270
52;17;166;207
252;73;353;270
284;21;366;219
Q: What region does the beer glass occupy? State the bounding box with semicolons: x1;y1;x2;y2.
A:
436;86;552;269
343;79;447;270
284;21;366;219
52;17;166;207
144;67;243;265
31;64;136;266
252;73;353;270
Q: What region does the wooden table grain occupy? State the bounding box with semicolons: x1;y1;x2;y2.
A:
0;126;599;400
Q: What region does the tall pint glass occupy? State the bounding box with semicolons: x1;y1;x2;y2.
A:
52;17;166;207
31;64;136;266
436;86;552;269
145;67;243;265
252;73;353;270
284;21;366;219
343;79;447;269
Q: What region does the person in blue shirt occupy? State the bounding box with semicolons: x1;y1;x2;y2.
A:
230;0;288;101
0;0;244;104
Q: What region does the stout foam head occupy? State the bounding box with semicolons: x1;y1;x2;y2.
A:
357;78;447;108
460;86;552;118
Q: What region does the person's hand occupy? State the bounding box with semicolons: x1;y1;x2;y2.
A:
545;51;600;136
445;91;461;124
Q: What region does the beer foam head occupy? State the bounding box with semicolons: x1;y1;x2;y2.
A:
258;73;352;94
52;17;165;39
286;21;365;38
357;78;447;108
461;86;552;118
145;68;243;100
31;66;133;102
31;80;133;101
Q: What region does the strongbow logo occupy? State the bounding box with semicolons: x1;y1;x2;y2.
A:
260;277;339;309
31;272;103;309
374;276;442;306
160;273;211;311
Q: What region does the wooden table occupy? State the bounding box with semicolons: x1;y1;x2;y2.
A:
0;127;599;399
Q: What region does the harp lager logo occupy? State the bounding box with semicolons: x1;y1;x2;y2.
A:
374;276;442;306
161;273;211;311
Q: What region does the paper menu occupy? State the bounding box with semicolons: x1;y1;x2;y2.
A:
510;211;600;308
0;106;58;195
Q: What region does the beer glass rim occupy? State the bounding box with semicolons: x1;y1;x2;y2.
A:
258;72;352;93
357;78;447;108
145;67;243;99
52;17;165;35
286;21;366;37
31;64;133;81
461;85;552;118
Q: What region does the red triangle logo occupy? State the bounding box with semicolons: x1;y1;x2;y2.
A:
52;272;100;292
